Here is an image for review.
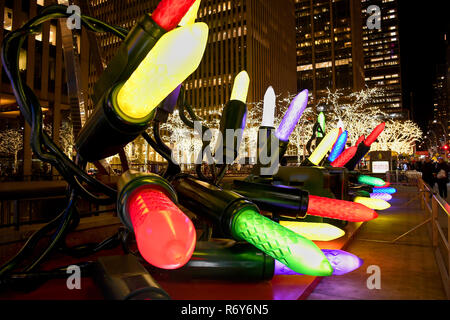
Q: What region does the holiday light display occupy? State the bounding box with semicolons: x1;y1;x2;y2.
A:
262;86;276;127
370;193;393;201
231;180;378;222
275;249;363;276
150;242;362;281
116;23;209;121
345;123;385;170
75;0;208;161
117;172;196;269
2;0;416;300
307;195;378;222
331;146;357;167
316;112;325;138
279;221;345;241
172;176;333;276
356;174;386;187
305;127;340;166
328;130;348;162
372;187;397;194
353;197;391;210
275;89;309;142
215;71;249;164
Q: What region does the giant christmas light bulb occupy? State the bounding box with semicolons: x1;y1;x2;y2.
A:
261;86;276;127
280;221;345;241
331;146;357;167
275;249;363;276
275;89;309;142
316;112;325;138
116;23;209;122
370;193;393;201
215;71;249;164
353;196;391;210
231;209;333;276
365;122;386;146
117;172;196;270
230;71;250;103
357;175;386;187
128;189;196;269
372;187;396;194
307;127;340;165
328;130;348;162
307;195;378;222
231;180;377;223
344;123;386;170
374;181;391;188
337;119;344;130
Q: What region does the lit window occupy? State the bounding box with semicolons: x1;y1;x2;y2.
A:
4;8;13;31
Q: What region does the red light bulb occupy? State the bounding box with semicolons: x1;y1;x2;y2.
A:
331;146;357;167
307;195;378;222
364;122;385;146
152;0;197;31
355;135;365;146
128;187;196;269
374;181;391;188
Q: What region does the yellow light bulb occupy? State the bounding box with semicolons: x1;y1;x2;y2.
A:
308;127;340;165
230;71;250;103
116;23;209;122
353;197;391;210
280;221;345;241
179;0;201;26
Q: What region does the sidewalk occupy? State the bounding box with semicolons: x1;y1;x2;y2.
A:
307;185;448;300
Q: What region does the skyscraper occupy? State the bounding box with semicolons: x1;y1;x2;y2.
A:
294;0;365;105
362;0;404;118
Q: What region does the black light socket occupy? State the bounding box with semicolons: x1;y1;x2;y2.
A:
231;180;309;219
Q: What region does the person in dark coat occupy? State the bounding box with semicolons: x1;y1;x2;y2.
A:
435;157;449;198
420;157;436;189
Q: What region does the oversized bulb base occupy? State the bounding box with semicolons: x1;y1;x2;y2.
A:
128;188;196;269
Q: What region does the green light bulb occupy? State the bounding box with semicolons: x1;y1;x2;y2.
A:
357;175;385;187
231;209;333;276
317;112;325;138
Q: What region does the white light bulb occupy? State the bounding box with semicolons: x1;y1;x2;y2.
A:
337;119;344;130
262;86;276;127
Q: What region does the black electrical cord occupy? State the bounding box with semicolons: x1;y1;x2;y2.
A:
0;188;76;277
0;261;95;292
0;4;131;279
1;4;124;204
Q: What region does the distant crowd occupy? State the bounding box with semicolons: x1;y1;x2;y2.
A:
400;157;449;199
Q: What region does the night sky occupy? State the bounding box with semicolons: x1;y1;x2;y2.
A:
398;0;449;131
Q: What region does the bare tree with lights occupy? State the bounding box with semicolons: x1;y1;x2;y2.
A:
0;129;23;173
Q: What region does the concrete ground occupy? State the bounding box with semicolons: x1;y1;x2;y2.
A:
307;185;448;300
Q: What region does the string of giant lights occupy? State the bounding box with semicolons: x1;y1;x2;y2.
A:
0;0;397;299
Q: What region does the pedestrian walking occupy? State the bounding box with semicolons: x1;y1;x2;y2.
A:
435;157;449;199
420;156;436;189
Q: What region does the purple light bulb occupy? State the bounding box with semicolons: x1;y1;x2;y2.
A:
275;89;309;142
274;249;363;276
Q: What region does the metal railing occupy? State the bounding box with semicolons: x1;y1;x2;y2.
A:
417;178;450;299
